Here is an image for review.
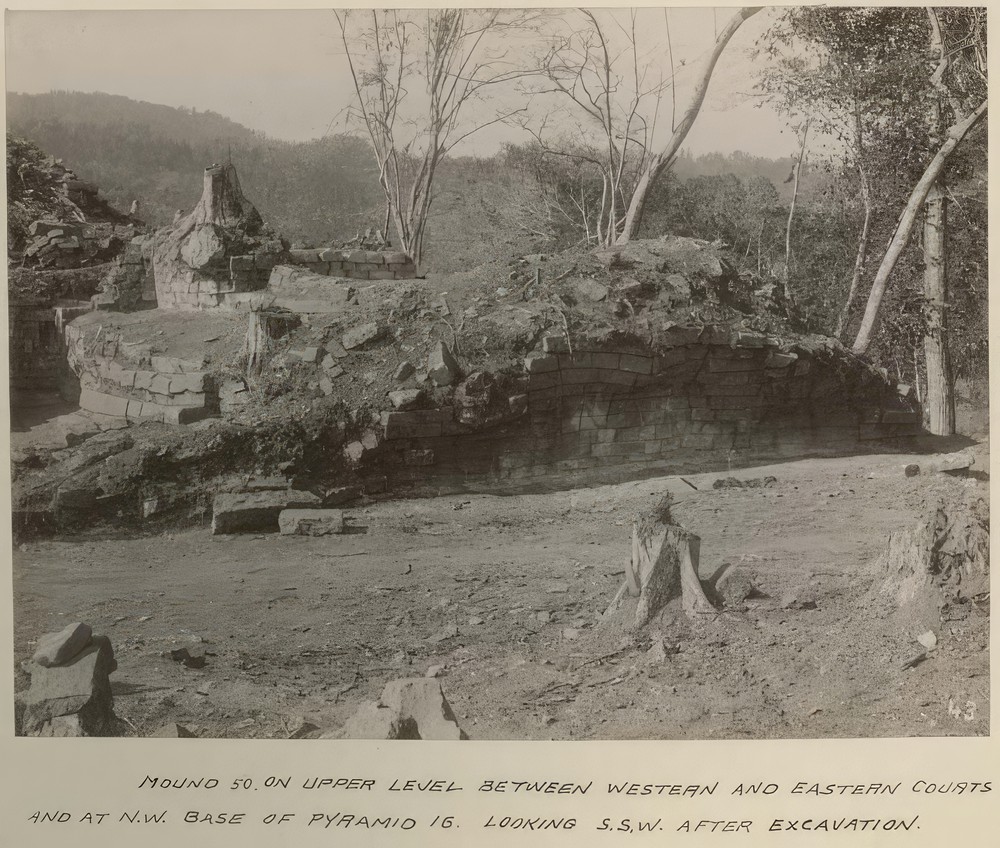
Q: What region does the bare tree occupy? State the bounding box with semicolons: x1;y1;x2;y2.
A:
335;9;536;266
525;7;759;247
616;7;761;244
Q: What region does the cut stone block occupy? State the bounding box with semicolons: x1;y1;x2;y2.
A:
278;509;345;536
212;490;321;534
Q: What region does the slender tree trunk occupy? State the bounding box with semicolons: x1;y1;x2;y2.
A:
920;9;956;436
782;120;810;306
835;164;872;339
922;180;955;434
851;98;986;354
615;7;761;244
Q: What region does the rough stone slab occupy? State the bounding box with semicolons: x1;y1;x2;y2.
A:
289;346;323;364
903;451;975;477
212;490;321;534
278;509;345;536
574;278;609;302
427;341;460;386
388;389;423;410
79;387;128;418
32;622;93;668
342;322;382;350
338;678;468;740
524;352;559;374
22;635;117;735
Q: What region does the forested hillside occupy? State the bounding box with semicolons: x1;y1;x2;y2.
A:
8;91;803;258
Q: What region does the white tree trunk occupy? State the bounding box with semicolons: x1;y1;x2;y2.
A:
851;99;986;354
615;7;761;244
922;180;955;435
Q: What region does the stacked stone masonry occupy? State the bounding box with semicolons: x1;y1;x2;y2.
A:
369;330;920;492
283;248;416;281
65;324;212;425
157;249;416;310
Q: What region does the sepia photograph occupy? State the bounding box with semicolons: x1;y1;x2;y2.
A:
6;5;989;745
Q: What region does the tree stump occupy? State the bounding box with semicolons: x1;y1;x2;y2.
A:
871;491;989;628
605;496;715;630
244;307;295;379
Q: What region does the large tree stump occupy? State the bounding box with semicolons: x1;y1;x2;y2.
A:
871;491;988;629
605;496;715;630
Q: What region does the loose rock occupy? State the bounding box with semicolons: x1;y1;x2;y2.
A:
32;622;93;668
342;322;382;350
336;678;468;740
278;509;345;536
22;634;117;736
427;341;460;387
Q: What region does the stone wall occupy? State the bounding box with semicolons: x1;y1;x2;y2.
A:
282;248;416;281
357;330;920;493
64;325;212;425
9;302;67;393
8;265;104;394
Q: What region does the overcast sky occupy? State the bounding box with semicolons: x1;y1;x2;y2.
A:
5;8;799;158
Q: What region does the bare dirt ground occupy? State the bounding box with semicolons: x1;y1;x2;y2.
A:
12;442;989;741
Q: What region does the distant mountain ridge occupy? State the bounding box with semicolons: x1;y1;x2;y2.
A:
6;91;800;272
6;90;383;244
8;90;260;147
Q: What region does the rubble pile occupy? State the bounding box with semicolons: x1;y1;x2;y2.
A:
22;219;140;270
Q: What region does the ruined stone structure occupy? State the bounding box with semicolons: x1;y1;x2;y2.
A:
65;323;213;425
148;164;416;310
362;329;920;493
151;164;285;309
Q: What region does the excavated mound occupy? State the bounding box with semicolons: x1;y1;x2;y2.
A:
12;163;925;539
